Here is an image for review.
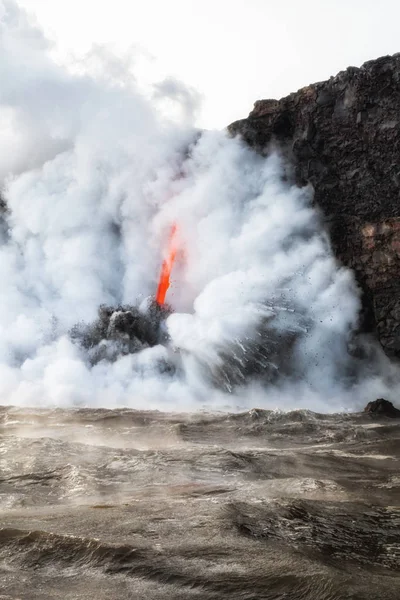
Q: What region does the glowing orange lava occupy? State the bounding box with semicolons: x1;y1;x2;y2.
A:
156;223;178;305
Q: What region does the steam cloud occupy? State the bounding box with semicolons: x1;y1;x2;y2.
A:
0;0;397;412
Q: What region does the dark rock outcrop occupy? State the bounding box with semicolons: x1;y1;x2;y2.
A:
229;54;400;357
70;300;172;366
364;398;400;417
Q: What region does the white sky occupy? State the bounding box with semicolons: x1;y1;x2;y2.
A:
16;0;400;128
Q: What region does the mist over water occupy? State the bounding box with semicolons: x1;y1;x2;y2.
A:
0;0;397;412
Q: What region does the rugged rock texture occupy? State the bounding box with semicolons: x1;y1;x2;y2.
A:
70;301;172;365
364;398;400;417
229;54;400;357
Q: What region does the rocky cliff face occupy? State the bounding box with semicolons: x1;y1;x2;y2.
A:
229;54;400;358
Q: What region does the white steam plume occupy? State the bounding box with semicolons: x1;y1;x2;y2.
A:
0;0;397;412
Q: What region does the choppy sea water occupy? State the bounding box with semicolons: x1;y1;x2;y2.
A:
1;405;399;599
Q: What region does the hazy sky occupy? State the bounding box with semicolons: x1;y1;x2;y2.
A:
15;0;400;127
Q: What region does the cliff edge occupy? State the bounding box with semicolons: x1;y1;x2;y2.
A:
229;54;400;357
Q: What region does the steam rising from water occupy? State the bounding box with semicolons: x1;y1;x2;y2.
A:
0;1;396;411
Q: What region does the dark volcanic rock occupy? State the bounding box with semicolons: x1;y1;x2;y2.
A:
364;398;400;417
228;53;400;357
70;300;172;365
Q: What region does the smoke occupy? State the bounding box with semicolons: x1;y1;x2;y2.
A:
153;77;202;125
0;0;397;412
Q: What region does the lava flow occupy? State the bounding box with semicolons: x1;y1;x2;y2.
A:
156;224;178;305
